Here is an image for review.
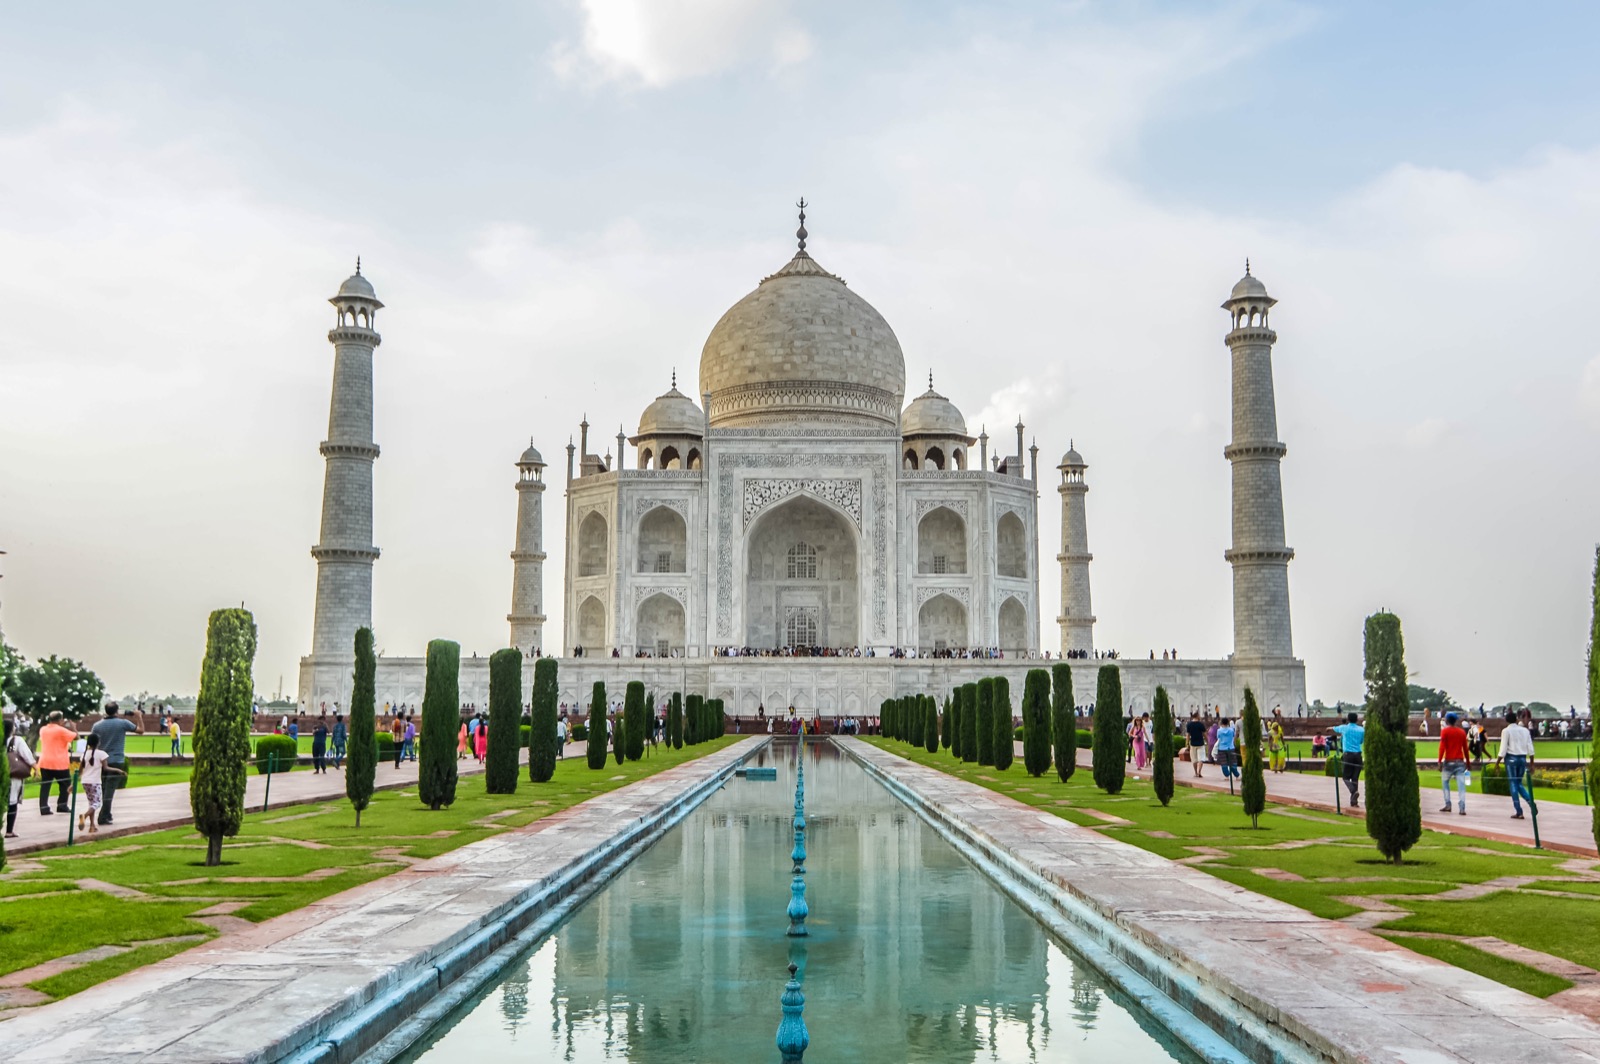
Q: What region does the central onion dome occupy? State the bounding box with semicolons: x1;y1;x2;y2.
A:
699;209;906;429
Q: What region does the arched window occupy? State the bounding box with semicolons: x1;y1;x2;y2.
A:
903;449;919;470
787;542;818;579
996;511;1026;578
687;448;701;470
660;445;681;470
578;511;608;576
924;446;945;471
638;447;654;470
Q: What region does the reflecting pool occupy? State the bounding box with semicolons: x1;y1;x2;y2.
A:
402;741;1201;1063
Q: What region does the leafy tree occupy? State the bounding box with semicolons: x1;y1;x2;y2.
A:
960;683;978;763
940;695;952;749
418;640;460;810
1407;684;1460;716
975;678;995;765
1151;685;1174;806
588;682;609;767
485;649;522;794
1051;663;1075;782
1588;547;1599;855
992;677;1014;771
1363;612;1420;863
0;640;23;701
1091;665;1125;794
190;609;256;865
10;654;105;725
624;680;646;761
1239;687;1265;827
924;696;939;754
528;657;558;783
669;691;683;749
1021;668;1051;777
346;627;377;826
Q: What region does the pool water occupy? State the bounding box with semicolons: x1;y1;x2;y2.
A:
401;741;1202;1063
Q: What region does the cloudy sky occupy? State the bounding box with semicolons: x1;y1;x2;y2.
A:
3;1;1598;707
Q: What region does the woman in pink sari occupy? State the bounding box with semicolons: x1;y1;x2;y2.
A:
474;720;488;763
1133;713;1151;770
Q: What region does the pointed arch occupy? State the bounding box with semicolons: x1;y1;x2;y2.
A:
918;593;967;651
577;594;606;650
998;596;1027;651
637;505;687;573
917;506;967;574
996;511;1027;578
578;511;609;576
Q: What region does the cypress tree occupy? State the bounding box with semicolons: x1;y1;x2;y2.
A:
975;678;995;766
1051;662;1076;783
940;695;953;749
624;680;646;760
191;608;256;865
961;683;979;763
924;697;939;754
1240;687;1265;827
910;695;924;747
669;691;683;749
528;657;558;783
346;626;378;826
686;694;702;745
880;697;894;741
1091;665;1125;794
992;677;1014;771
612;701;626;765
713;698;726;739
587;682;609;768
418;639;460;810
948;688;963;759
1588;547;1600;855
1022;668;1051;777
485;648;522;794
1152;685;1174;806
1363;612;1420;863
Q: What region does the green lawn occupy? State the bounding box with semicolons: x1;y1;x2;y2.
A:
1406;738;1592;761
865;738;1600;999
0;737;737;1004
1414;768;1591;806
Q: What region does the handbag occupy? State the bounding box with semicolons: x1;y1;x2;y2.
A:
9;737;34;779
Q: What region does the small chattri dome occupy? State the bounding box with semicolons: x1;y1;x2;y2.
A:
517;439;545;467
1230;273;1268;301
901;384;968;438
636;383;704;438
337;271;377;300
1059;443;1085;469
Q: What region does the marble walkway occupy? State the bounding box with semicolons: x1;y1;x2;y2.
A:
852;738;1600;1064
0;737;760;1064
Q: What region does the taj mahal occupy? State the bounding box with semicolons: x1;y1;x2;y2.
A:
297;207;1306;717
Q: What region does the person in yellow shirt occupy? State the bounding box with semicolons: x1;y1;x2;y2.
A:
168;718;183;758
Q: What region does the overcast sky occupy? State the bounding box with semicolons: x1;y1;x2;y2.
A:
3;1;1598;708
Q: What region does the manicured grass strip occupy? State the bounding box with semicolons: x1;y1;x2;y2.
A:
28;938;204;1000
1523;879;1600;897
1379;934;1574;998
0;893;213;979
0;880;79;899
1378;892;1600;972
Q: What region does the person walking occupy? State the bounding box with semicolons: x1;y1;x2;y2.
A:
331;714;347;769
311;720;329;774
403;715;417;763
168;716;183;758
89;703;141;826
1132;714;1151;771
1214;717;1239;782
1495;711;1535;820
474;718;488;763
557;714;568;760
1333;711;1365;808
391;714;406;769
6;719;38;838
76;733;124;835
1437;712;1471;816
35;712;75;815
1185;712;1207;777
1266;718;1287;774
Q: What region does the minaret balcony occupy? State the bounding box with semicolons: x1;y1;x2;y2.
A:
1223;326;1276;345
510;550;548;563
1222;441;1287;461
320;441;381;460
328;326;382;345
311;545;381;562
1223;547;1295;564
1056;552;1093;563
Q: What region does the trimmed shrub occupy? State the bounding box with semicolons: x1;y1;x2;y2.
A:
924;697;939;754
192;608;257;866
570;723;588;742
669;692;683;749
1076;729;1093;749
1363;612;1420;863
1091;665;1125;794
587;682;608;768
940;695;952;749
253;734;297;775
1152;685;1174;806
992;677;1014;771
624;681;646;761
1480;762;1509;796
375;731;396;759
1051;663;1075;783
528;657;558;783
685;694;702;745
1022;668;1051;778
346;626;377;827
1240;687;1265;827
485;649;522;794
1324;754;1342;777
975;678;995;766
519;724;531;747
419;640;460;810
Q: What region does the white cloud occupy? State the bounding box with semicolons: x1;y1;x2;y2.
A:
1582;354;1600;423
1404;418;1451;448
551;0;812;88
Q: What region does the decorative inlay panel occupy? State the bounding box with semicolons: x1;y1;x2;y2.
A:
914;585;970;608
633;584;689;609
912;498;968;524
635;497;689;518
742;478;862;527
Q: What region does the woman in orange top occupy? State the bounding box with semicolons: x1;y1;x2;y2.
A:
36;711;77;815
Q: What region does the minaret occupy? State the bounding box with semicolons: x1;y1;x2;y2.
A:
508;439;547;651
309;261;382;659
1056;442;1095;656
1222;263;1294;659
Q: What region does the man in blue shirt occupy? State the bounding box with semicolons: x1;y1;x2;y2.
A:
1333;712;1365;807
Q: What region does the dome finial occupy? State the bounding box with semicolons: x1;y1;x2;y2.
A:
1244;257;1251;276
796;197;808;252
928;369;934;390
356;255;362;276
671;367;677;389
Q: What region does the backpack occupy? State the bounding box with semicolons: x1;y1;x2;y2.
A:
8;736;33;779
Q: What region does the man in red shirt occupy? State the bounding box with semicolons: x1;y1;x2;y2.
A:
1437;711;1470;815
